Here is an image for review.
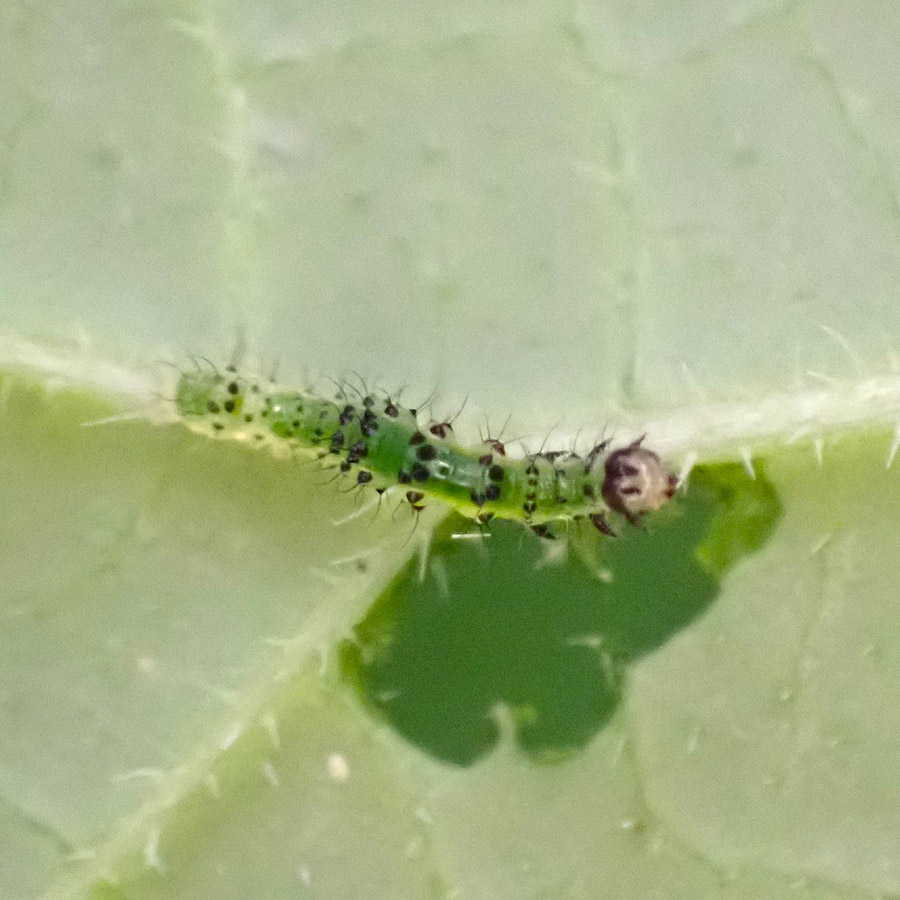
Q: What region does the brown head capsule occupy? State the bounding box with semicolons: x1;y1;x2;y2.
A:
601;440;677;525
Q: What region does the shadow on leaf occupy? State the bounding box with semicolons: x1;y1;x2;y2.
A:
341;463;781;765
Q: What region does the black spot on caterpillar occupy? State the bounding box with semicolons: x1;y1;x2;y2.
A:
174;368;677;535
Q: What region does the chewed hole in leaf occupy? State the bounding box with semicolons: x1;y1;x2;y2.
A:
341;463;782;765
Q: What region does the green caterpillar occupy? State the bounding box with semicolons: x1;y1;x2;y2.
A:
175;365;677;538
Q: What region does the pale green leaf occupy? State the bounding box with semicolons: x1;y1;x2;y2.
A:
2;1;900;898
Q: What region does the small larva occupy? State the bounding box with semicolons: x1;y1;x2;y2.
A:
174;366;677;538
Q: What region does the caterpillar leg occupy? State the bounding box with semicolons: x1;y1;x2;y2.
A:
589;512;618;538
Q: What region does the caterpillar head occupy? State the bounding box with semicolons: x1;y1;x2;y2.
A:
175;371;224;417
602;441;677;524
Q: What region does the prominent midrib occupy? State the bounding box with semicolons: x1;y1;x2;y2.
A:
3;335;900;467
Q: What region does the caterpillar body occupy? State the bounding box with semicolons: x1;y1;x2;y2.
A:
175;367;677;538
